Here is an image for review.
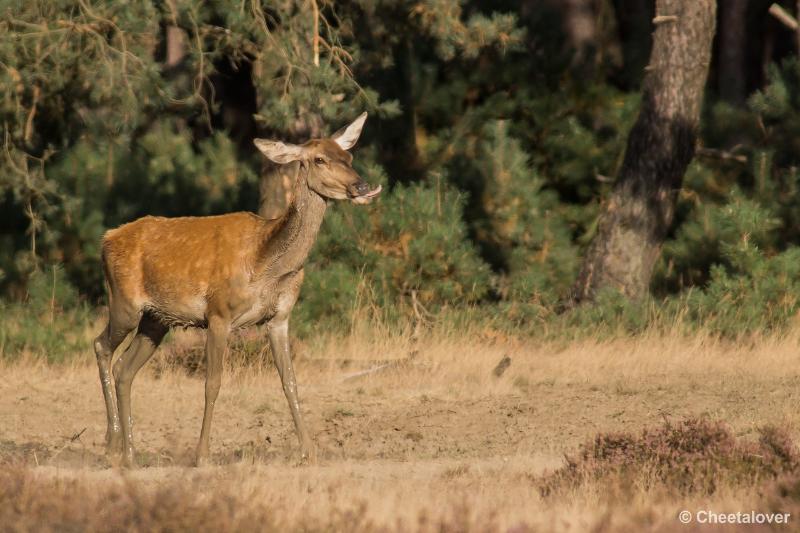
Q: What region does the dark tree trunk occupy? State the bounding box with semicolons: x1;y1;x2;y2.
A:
611;0;654;89
570;0;716;303
258;114;323;220
562;0;599;70
537;0;601;75
718;0;749;105
385;39;423;183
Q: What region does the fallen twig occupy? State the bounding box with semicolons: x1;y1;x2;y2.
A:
303;357;411;367
340;358;421;382
70;427;87;442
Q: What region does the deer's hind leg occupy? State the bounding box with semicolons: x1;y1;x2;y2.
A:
195;315;230;466
94;302;138;453
113;313;168;467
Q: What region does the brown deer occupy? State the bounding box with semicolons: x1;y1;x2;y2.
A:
93;112;379;467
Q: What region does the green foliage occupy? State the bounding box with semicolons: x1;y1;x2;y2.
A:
0;0;397;294
296;177;491;335
0;265;90;363
525;85;640;204
5;0;800;354
677;248;800;337
658;184;782;289
749;58;800;168
412;7;522;60
647;56;800;336
561;288;652;336
471;121;579;302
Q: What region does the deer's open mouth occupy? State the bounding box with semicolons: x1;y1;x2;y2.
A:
350;184;382;205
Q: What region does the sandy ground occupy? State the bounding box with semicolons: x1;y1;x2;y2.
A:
2;330;800;530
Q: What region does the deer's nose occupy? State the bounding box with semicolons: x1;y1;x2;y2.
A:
353;181;372;196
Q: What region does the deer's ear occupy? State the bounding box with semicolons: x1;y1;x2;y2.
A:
331;112;367;151
253;139;305;164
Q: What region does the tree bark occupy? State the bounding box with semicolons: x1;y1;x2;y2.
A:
164;0;185;69
165;25;186;68
570;0;716;304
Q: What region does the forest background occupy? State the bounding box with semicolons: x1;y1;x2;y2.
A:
2;0;800;360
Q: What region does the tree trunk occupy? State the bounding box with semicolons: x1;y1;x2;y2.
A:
164;0;185;68
611;0;654;89
258;114;323;220
718;0;749;105
563;0;599;69
165;25;186;68
570;0;716;304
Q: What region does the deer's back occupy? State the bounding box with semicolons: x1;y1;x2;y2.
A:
102;212;280;323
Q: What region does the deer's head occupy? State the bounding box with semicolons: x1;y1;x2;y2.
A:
254;112;381;205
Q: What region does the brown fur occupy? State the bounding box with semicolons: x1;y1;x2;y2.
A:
102;213;281;328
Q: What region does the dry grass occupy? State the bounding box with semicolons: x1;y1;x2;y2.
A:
2;325;800;531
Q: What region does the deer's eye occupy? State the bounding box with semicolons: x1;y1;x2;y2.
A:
314;157;326;165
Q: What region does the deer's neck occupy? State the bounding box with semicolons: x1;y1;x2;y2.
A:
257;172;327;279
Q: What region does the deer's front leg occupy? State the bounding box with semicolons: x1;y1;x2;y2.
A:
113;315;168;467
268;319;315;463
196;316;230;466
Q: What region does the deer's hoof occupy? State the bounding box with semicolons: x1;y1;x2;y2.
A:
109;440;137;468
299;444;318;466
195;448;211;467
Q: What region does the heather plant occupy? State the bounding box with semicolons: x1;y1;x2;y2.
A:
540;418;800;499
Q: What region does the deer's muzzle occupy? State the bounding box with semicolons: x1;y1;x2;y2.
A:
349;181;382;205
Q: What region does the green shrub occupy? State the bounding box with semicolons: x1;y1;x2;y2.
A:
675;248;800;337
0;265;91;363
297;177;492;335
471;121;579;303
561;287;653;336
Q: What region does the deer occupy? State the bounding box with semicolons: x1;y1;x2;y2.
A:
92;112;380;467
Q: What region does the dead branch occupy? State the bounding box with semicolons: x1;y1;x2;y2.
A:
310;0;320;67
340;357;422;382
653;15;678;25
70;427;87;442
696;146;748;164
769;3;798;31
23;85;39;144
